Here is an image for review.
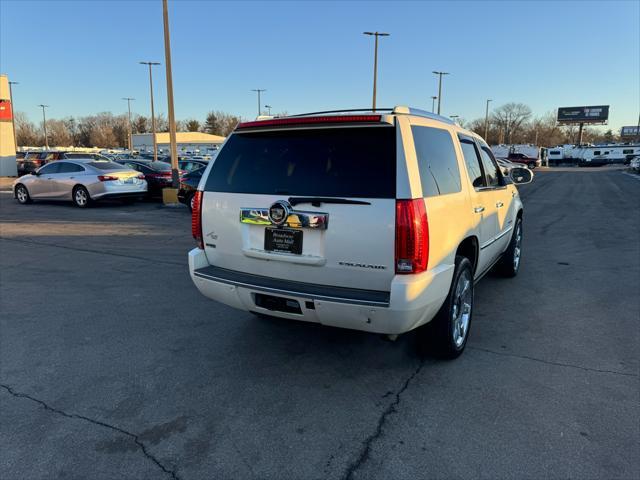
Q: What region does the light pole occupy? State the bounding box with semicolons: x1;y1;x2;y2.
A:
363;31;390;111
450;115;459;125
431;96;437;113
139;61;161;161
38;104;49;149
265;104;272;115
122;97;135;151
8;81;18;149
251;89;266;117
484;99;492;140
432;71;449;115
162;0;179;188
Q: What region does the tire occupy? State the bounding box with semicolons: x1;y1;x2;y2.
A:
495;217;523;277
15;184;32;204
424;255;474;359
73;186;91;208
187;192;195;212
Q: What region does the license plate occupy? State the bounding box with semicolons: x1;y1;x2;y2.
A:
264;227;303;254
124;178;134;184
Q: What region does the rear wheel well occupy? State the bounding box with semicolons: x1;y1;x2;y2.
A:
456;237;479;275
14;183;25;197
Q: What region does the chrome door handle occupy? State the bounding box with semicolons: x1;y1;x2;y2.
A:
69;176;75;179
46;177;53;180
496;201;504;208
474;206;485;213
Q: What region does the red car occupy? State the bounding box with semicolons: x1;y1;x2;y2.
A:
507;153;540;169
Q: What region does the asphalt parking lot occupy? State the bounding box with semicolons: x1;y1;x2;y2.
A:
1;167;639;480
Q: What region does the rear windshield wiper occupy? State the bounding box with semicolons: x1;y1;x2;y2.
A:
288;197;371;207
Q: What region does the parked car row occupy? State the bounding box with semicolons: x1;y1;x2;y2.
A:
17;150;112;176
13;153;209;208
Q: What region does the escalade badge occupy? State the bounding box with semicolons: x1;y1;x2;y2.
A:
268;200;291;226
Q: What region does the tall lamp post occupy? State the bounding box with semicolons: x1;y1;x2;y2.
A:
162;0;180;188
431;96;437;113
122;97;135;151
264;104;272;116
432;71;449;115
484;99;492;140
251;89;266;117
139;61;161;161
38;104;49;149
450;115;459;125
8;81;18;149
363;31;390;111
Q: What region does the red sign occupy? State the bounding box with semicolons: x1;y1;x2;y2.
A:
0;100;12;121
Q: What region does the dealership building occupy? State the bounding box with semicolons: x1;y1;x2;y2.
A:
132;132;225;155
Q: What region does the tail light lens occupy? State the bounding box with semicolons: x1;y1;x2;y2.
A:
395;199;429;274
192;191;204;249
98;175;118;182
137;174;145;180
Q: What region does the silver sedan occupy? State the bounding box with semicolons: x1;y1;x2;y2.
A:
13;159;148;208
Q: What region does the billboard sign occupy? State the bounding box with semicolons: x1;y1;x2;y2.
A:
557;105;609;124
620;126;639;137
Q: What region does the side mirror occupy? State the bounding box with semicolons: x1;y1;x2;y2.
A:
510;167;533;185
32;170;40;176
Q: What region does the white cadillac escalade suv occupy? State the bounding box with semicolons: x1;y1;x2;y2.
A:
188;107;532;358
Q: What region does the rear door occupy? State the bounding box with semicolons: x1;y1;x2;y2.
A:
54;162;86;198
200;121;398;291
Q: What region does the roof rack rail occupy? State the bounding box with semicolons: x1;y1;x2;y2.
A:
287;108;393;117
392;106;455;124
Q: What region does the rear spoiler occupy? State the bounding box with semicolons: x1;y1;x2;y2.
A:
235;115;384;130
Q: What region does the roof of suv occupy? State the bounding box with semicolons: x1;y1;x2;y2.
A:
235;105;483;141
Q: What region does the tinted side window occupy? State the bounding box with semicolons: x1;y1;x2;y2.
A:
39;162;61;174
458;138;485;188
479;146;501;187
57;162;85;173
411;126;461;196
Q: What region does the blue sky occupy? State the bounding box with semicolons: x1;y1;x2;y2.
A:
1;0;638;131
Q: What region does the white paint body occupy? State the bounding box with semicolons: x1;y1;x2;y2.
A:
188;110;524;335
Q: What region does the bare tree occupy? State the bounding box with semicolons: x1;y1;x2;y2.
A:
13;112;39;146
47;119;73;146
491;103;532;144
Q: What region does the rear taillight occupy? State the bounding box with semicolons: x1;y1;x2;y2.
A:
137;174;145;180
192;191;204;249
395;199;429;274
98;175;118;181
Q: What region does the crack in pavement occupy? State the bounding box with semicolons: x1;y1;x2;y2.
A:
341;360;425;480
0;384;181;480
468;346;639;378
0;237;184;267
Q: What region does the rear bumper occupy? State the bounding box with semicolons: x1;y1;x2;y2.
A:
188;248;452;335
90;181;148;200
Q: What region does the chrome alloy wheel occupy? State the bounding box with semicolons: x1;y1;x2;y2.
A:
513;223;522;271
451;269;473;348
16;186;28;203
75;188;88;206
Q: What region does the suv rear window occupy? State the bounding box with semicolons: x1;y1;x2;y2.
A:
204;126;396;198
